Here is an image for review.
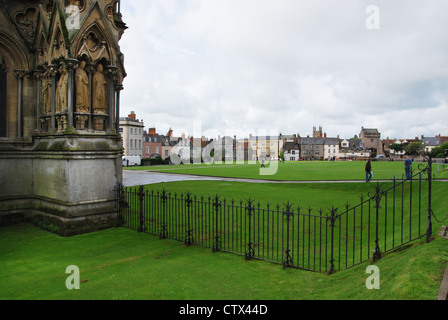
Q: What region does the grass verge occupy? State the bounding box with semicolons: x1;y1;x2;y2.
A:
127;161;448;181
1;223;447;300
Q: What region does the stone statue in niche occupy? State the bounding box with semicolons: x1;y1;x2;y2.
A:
56;66;68;113
76;60;90;113
41;76;52;114
92;64;107;114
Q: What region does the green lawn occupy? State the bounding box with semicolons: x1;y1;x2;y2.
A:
127;161;448;181
2;161;446;302
123;180;448;274
134;180;448;214
1;223;447;300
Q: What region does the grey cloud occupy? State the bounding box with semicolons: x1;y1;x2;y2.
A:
120;0;448;139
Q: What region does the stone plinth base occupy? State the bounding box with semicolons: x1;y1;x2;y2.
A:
0;132;123;236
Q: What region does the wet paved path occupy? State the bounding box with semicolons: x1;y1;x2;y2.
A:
123;170;226;187
123;170;448;187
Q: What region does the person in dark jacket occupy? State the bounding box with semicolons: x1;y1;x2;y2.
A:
365;159;373;182
404;156;412;180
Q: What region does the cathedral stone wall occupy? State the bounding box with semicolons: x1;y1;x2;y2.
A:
0;0;127;236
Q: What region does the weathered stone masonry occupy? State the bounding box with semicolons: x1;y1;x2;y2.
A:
0;0;127;236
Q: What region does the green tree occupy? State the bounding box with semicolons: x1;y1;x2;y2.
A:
389;143;404;153
404;142;424;155
430;142;448;158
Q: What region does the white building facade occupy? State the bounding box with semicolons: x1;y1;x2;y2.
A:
119;112;144;157
324;138;340;160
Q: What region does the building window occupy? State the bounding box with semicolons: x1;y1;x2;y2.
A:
0;64;7;137
146;147;149;155
155;147;159;154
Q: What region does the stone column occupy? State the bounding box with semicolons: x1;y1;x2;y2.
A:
14;70;27;139
34;70;45;131
64;59;79;130
105;65;118;131
85;63;96;131
115;84;123;134
48;64;58;131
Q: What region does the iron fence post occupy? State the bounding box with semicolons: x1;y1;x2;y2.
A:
159;189;168;239
283;202;294;269
372;183;383;262
245;199;255;260
138;185;144;233
426;154;433;242
327;207;338;275
213;195;222;252
185;192;194;246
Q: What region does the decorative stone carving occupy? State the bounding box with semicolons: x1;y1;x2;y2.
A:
45;1;54;17
75;115;88;130
77;31;110;62
56;114;68;132
15;7;37;40
37;37;50;67
93;116;106;131
52;29;67;61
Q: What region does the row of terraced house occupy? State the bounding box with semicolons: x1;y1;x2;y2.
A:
119;112;446;163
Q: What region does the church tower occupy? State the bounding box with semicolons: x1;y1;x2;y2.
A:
0;0;127;236
313;126;323;138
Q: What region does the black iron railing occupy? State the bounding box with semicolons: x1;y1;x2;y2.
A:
115;156;436;274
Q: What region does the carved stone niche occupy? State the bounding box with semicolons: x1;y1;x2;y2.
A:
78;30;111;63
75;59;90;114
15;6;37;40
92;63;108;115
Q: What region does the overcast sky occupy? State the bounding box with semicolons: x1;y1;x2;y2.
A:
119;0;448;140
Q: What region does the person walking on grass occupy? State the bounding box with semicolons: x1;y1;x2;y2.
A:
365;158;373;182
405;156;412;180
